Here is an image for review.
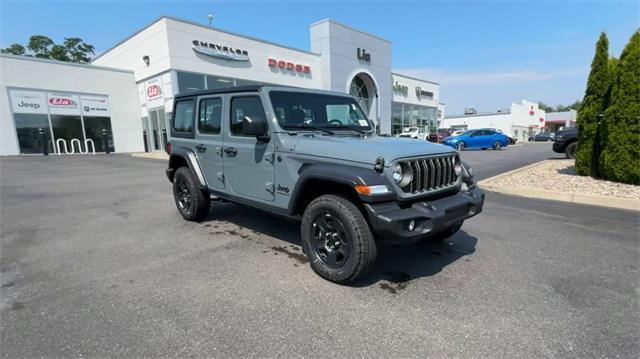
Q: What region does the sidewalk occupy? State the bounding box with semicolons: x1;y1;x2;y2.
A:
130;151;168;161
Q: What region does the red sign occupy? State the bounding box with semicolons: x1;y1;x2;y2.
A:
539;117;544;122
147;84;162;98
268;58;311;73
49;97;76;106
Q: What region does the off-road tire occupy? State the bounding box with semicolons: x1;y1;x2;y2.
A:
429;221;463;242
565;142;577;159
173;167;210;221
301;195;377;284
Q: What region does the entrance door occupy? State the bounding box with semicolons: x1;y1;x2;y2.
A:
148;108;167;151
194;95;225;190
223;94;275;202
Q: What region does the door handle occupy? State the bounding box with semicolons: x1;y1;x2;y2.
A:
195;144;207;153
224;147;238;157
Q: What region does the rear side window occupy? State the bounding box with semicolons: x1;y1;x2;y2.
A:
230;96;266;136
173;100;194;134
198;98;222;135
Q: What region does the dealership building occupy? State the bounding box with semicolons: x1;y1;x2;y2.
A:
0;16;440;155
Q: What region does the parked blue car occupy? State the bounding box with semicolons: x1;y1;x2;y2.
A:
442;129;509;151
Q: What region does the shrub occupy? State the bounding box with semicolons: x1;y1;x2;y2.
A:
599;31;640;185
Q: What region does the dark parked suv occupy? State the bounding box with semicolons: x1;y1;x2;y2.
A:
166;85;484;283
552;127;578;159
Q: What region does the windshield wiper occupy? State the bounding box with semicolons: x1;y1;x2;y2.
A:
324;124;367;134
283;124;334;135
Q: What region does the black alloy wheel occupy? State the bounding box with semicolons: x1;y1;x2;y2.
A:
310;212;350;268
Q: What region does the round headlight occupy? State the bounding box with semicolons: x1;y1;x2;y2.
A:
454;156;462;176
392;163;403;183
392;162;412;187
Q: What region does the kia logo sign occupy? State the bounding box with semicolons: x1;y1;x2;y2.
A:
49;98;76;106
147;84;162;98
268;58;310;73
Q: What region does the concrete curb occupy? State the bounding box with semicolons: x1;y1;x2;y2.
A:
478;160;640;212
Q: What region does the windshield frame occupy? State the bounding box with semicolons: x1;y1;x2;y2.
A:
267;89;374;134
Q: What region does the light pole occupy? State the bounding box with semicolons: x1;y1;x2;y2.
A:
208;14;213;27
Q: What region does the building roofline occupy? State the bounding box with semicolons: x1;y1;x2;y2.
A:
92;15;321;63
310;18;391;44
391;72;439;85
1;53;134;73
445;111;511;119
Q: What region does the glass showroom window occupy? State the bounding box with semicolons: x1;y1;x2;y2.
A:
50;115;85;152
392;102;403;134
84;117;115;152
177;71;206;93
206;75;234;90
13;114;52;154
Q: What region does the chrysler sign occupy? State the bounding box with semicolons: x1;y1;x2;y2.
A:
192;40;250;61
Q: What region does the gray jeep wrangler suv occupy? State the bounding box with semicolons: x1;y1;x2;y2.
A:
166;85;484;283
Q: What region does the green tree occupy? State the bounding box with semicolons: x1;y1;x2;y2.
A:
27;35;54;58
538;101;554;112
599;31;640;184
576;32;611;177
0;43;26;56
1;35;95;63
63;37;95;63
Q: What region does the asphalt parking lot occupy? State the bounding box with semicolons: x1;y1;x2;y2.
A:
1;143;638;358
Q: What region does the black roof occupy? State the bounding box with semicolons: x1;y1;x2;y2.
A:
174;85;266;99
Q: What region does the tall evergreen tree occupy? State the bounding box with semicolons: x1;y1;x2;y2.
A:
599;30;640;184
576;33;611;177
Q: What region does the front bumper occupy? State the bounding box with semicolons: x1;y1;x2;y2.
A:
363;187;485;244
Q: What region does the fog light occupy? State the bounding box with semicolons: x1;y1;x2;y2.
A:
408;220;415;232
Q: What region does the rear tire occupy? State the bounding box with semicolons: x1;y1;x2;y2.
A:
301;195;377;284
173;167;210;221
493;141;503;150
565;142;577;159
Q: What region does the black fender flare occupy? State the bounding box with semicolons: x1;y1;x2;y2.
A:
166;146;208;189
287;163;395;215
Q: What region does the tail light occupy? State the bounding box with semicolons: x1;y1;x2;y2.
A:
165;142;172;155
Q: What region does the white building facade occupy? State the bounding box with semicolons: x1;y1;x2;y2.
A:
441;100;547;142
0;55;143;155
0;16;439;155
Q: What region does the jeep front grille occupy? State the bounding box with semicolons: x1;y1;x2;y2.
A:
399;154;459;194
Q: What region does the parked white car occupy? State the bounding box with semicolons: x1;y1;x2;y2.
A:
395;127;428;140
451;130;466;137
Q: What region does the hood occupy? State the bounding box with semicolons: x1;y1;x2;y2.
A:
292;135;455;165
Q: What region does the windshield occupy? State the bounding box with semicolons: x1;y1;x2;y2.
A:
269;91;372;131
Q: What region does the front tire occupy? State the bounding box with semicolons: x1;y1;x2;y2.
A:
565;142;577;159
173;167;210;221
456;142;466;151
301;195;377;284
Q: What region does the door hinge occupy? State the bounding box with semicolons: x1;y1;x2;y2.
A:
217;172;224;182
215;146;223;157
265;182;275;193
264;152;274;163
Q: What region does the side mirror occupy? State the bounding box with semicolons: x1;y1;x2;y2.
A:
242;116;267;137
